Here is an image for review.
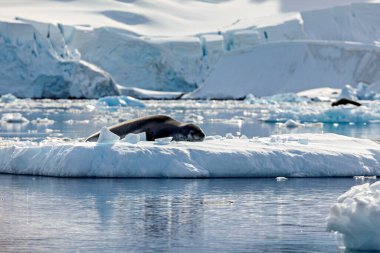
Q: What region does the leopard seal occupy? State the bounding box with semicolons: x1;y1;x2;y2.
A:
331;98;361;107
85;115;205;142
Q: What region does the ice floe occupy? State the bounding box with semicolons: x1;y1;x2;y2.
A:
0;113;29;123
0;133;379;178
261;102;380;124
327;181;380;251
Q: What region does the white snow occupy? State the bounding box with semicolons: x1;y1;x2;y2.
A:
327;181;380;251
0;133;380;177
186;40;380;98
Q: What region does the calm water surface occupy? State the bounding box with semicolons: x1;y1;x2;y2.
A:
0;176;372;252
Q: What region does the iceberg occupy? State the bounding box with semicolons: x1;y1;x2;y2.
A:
1;133;380;178
327;181;380;251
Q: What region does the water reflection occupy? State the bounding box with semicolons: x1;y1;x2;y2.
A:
0;175;372;252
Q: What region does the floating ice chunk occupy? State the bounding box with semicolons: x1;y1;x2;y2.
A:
277;119;304;128
97;96;145;108
337;84;357;100
31;118;55;125
121;133;140;144
327;181;380;251
353;175;377;181
356;82;375;100
225;133;235;139
138;132;147;141
240;135;248;139
96;127;120;144
1;113;29;123
284;119;303;128
154;137;173;145
0;94;17;103
276;177;288;181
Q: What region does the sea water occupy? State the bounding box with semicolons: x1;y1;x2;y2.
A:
0;99;379;252
0;176;372;252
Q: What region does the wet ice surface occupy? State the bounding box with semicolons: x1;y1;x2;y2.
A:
1;175;375;253
1;99;380;141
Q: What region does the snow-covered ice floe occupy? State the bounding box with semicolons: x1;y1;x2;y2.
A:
1;133;380;178
327;181;380;251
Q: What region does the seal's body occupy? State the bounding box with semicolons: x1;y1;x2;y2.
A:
85;115;205;142
331;98;361;107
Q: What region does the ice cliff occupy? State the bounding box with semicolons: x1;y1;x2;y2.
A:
0;20;119;98
1;1;380;98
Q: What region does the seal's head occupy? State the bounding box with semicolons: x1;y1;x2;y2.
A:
176;123;205;142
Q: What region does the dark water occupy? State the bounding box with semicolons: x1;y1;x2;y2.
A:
0;175;373;252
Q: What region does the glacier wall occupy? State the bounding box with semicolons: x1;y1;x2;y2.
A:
1;3;380;98
0;20;119;98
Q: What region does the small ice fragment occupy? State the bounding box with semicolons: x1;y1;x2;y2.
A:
138;132;146;141
276;177;288;181
45;128;54;133
97;127;120;144
121;133;140;144
333;123;339;127
270;135;280;143
97;96;145;108
225;133;234;139
354;176;377;180
154;137;172;145
298;138;309;145
0;93;17;103
284;119;303;128
250;137;260;142
205;135;223;140
240;135;248;139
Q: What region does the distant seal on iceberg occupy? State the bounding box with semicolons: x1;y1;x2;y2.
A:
85;115;205;142
331;98;361;107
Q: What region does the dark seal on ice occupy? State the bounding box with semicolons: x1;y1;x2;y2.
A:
331;98;361;107
85;115;205;142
